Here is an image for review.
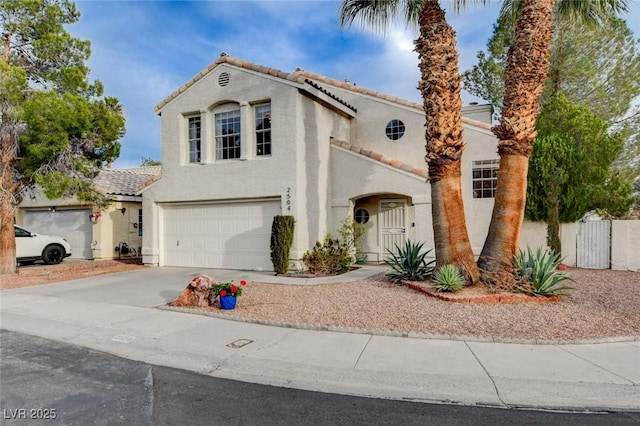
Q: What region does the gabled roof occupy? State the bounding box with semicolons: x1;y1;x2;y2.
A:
155;53;306;113
94;166;161;196
154;53;493;131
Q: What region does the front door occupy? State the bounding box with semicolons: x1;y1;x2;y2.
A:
379;199;407;259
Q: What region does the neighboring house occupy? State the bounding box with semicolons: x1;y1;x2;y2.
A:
142;53;501;271
17;166;161;261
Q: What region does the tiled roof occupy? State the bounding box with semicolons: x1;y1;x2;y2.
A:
294;69;425;112
294;68;492;131
154;53;493;131
330;138;428;179
94;166;161;196
155;53;306;112
304;79;357;113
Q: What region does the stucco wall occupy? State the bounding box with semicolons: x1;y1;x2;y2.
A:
329;147;432;260
611;220;640;271
460;124;500;255
471;219;640;271
144;64;352;266
518;221;577;265
92;202;142;260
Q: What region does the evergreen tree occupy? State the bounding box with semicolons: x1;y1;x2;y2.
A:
1;0;125;273
527;95;632;254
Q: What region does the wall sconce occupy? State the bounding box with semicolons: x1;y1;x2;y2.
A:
120;207;127;215
49;206;56;213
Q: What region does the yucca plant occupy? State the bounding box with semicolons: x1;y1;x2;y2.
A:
384;240;435;282
514;247;575;297
432;264;465;293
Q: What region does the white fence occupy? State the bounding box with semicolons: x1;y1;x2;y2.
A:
520;220;640;271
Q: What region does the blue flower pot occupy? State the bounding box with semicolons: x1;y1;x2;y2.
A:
219;295;237;310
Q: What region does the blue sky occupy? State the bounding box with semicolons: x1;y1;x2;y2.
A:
69;0;640;168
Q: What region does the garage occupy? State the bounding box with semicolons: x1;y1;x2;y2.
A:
162;200;281;270
22;209;93;259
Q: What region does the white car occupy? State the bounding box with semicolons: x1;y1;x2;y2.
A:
15;225;72;265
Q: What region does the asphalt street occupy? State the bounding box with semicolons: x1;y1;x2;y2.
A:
2;330;639;426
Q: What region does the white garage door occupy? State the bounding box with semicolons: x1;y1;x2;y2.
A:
162;200;281;270
23;209;93;259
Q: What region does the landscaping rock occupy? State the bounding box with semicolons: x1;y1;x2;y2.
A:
170;275;214;307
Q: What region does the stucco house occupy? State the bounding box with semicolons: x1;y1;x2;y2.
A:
141;53;503;271
17;166;160;261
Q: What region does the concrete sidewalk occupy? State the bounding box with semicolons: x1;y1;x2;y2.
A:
1;266;638;412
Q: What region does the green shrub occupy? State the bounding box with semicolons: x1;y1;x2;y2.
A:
432;264;465;292
514;247;575;296
270;215;295;275
384;240;435;282
302;236;351;275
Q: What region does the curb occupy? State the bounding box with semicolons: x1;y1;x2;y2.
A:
158;305;640;346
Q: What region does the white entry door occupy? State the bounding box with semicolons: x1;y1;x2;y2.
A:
379;199;407;259
162;200;281;270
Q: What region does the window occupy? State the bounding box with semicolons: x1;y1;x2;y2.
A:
472;159;500;198
355;209;370;224
14;227;31;238
255;104;271;156
187;116;201;163
385;119;405;140
215;110;241;160
138;209;143;237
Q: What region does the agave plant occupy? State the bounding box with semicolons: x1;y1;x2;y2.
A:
432;264;465;293
514;247;575;296
384;240;435;282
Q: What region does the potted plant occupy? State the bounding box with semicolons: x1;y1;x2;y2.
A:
211;280;247;310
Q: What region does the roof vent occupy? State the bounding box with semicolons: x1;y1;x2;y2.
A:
218;72;230;87
219;52;228;57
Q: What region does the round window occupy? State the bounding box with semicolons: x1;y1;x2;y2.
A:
355;208;370;224
385;119;405;140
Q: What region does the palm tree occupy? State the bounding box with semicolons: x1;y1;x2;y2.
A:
478;0;629;274
339;0;484;283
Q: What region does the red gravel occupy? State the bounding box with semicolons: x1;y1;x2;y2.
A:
200;268;640;342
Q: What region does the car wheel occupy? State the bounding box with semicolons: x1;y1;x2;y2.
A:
42;244;65;265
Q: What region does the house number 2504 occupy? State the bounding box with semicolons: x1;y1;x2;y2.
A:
286;187;292;211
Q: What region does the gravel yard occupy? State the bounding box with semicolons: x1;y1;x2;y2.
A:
3;261;638;342
0;259;146;290
196;268;640;342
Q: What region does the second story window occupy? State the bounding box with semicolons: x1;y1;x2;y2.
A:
188;116;201;163
385;119;405;140
472;159;500;198
215;110;241;160
255;104;271;156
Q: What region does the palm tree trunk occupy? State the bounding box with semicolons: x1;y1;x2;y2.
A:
0;114;18;274
417;2;479;283
479;0;555;273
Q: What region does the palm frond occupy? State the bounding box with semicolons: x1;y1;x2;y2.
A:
500;0;630;26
